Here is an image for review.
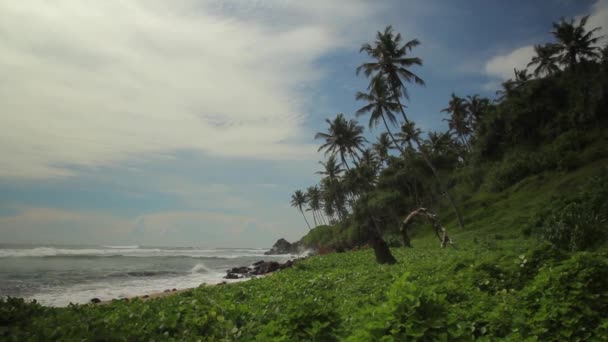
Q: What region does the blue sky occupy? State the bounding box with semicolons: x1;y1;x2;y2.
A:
0;0;606;247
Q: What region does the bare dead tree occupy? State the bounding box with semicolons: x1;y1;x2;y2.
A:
400;208;456;248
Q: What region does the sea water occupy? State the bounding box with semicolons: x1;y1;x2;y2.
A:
0;244;297;306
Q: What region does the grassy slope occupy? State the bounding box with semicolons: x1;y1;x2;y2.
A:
3;160;608;341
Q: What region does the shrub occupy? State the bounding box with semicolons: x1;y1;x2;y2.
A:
533;173;608;251
348;273;466;341
516;253;608;340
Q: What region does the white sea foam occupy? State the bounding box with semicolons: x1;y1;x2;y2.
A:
0;246;276;259
27;269;241;307
189;262;212;273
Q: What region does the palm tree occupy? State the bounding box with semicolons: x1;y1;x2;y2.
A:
306;186;326;226
373;133;393;166
357;25;425;100
315;113;367;170
290;190;311;230
317;156;347;221
442;93;472;151
317;155;343;180
358;25;465;229
527;44;561;77
464;95;489;127
395;121;421;151
551;15;604;69
355;77;403;151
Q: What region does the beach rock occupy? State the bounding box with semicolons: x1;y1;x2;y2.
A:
264;238;299;255
230;266;250;274
142;295;149;299
172;288;177;292
252;260;265;266
164;289;171;293
90;298;101;304
225;273;242;279
253;261;280;275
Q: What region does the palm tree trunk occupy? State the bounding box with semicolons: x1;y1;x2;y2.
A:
310;210;318;227
395;100;465;229
380;115;402;154
369;216;396;264
300;210;311;230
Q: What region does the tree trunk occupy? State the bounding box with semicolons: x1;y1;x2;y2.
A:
301;211;311;230
370;234;397;264
311;210;318;227
400;208;457;249
395;101;465;229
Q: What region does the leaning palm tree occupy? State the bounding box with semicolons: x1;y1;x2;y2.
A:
527;44;561;77
355;77;403;150
442;93;472;151
551;15;604;69
290;190;311;230
315;113;367;170
306;186;326;226
358;25;465;229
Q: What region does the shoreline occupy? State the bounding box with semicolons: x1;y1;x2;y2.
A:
96;271;276;305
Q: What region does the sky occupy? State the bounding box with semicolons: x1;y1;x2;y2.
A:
0;0;606;247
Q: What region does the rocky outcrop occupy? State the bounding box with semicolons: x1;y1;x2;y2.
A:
264;238;302;255
223;259;297;279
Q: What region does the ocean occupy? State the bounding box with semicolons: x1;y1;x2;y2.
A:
0;244;298;307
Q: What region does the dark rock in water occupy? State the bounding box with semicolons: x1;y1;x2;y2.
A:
230;266;250;274
252;260;265;266
264;238;300;255
253;261;280;275
224;273;242;279
172;288;177;292
90;298;101;304
164;289;171;293
142;295;149;299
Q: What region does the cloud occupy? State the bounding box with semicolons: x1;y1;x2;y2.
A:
586;0;608;34
484;45;535;81
0;0;379;179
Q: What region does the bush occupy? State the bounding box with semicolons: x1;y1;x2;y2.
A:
533;173;608;251
516;253;608;340
348;273;466;341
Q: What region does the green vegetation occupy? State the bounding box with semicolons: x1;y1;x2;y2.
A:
292;16;608;264
2;15;608;341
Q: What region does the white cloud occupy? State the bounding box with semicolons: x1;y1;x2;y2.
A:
484;45;535;81
586;0;608;35
0;0;379;179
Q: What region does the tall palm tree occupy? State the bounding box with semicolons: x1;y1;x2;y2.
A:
551;15;604;69
395;121;421;151
317;156;347;221
358;25;465;229
464;94;490;130
315;113;367;170
290;190;311;230
306;186;326;226
442;93;472;151
355;77;403;151
527;44;561;77
373;133;393;166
